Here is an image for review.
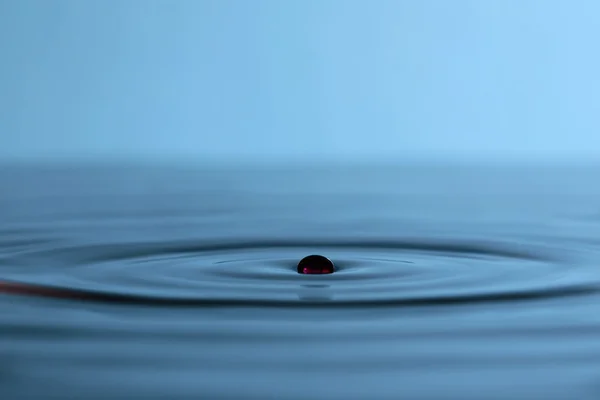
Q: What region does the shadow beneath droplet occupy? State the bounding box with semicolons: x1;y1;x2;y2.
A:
297;284;333;302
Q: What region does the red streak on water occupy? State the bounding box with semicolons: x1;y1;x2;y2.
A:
0;280;85;299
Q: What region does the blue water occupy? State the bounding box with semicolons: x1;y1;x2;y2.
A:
1;162;600;399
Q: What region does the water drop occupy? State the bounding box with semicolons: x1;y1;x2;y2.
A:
297;255;334;274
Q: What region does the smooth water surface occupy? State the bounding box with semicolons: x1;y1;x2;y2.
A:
1;163;600;399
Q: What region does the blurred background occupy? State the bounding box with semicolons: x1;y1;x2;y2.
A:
2;0;600;165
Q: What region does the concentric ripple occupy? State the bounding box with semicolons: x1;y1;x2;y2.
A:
1;238;598;307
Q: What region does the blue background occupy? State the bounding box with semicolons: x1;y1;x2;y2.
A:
2;0;599;163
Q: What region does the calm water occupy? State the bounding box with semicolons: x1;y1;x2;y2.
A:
1;162;600;399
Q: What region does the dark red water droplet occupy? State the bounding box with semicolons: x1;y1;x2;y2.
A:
297;255;334;274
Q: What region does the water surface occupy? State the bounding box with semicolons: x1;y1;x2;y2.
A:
1;162;600;399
